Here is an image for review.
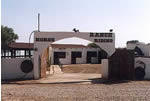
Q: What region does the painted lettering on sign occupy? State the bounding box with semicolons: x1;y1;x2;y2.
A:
94;39;113;43
90;33;112;37
36;38;55;42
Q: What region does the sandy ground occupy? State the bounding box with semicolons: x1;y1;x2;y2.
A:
2;64;150;101
2;80;150;101
40;73;101;84
62;64;101;73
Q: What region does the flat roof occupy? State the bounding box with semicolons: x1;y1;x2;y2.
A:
9;42;34;50
35;31;114;33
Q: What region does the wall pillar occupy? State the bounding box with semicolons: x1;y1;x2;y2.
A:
101;59;109;79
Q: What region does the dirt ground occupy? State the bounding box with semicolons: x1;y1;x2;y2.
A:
2;81;150;101
2;64;150;101
62;64;101;73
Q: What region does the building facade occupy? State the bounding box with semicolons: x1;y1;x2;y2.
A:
49;44;101;65
34;31;115;79
127;41;150;56
127;41;150;79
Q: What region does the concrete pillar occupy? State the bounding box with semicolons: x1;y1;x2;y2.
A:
34;51;40;79
101;59;109;79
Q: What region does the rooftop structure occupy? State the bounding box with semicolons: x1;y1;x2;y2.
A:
127;41;150;57
1;42;34;58
52;37;93;46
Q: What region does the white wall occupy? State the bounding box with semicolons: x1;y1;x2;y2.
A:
135;57;150;79
34;31;115;56
147;45;150;56
1;58;34;80
127;42;150;56
101;59;109;79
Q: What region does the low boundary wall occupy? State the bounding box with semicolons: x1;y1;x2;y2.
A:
102;57;150;79
101;59;109;79
2;58;34;80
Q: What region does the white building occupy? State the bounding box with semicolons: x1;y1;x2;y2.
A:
49;37;102;65
127;40;150;79
34;31;115;79
127;40;150;56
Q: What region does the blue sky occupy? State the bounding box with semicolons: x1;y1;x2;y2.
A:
2;0;150;47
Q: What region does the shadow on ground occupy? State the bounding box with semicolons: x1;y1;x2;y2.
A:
2;78;150;85
89;78;131;84
2;80;90;85
2;78;93;85
89;78;150;85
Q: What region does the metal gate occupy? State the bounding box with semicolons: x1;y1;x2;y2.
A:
109;49;135;80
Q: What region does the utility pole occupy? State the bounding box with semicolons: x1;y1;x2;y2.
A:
38;13;40;32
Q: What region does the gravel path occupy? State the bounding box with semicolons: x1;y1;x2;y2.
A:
2;81;150;101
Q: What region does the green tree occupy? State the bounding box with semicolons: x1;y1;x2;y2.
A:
87;43;100;48
87;43;108;60
1;25;18;49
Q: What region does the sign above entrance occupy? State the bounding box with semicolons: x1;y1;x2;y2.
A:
35;38;55;42
89;33;112;37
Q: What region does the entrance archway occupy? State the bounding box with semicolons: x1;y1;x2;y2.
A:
87;43;108;64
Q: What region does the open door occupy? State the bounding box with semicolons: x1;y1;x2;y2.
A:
40;47;49;78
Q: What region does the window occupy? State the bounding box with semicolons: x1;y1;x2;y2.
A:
51;38;55;42
94;39;113;43
109;39;113;42
36;38;39;41
35;38;55;42
72;52;82;58
108;33;112;37
94;39;98;42
90;33;94;37
95;33;100;37
100;33;104;37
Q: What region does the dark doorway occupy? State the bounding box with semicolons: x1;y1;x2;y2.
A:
71;52;82;64
87;51;97;63
54;52;66;65
98;50;108;64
